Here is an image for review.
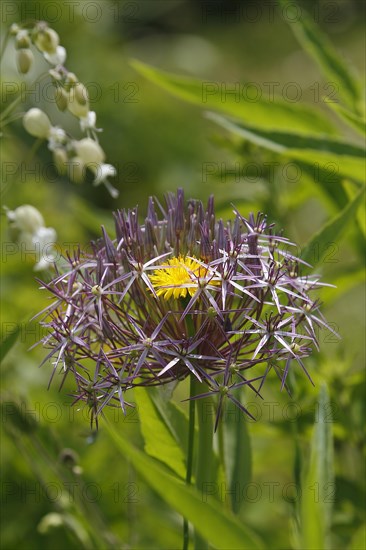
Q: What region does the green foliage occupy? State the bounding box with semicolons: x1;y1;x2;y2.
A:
131;59;336;135
300;384;334;550
301;187;365;266
222;396;252;515
0;326;20;363
134;387;187;478
1;0;365;549
104;419;263;550
279;0;363;116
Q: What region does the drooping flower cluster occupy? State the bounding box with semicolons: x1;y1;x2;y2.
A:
37;189;334;427
5;204;57;271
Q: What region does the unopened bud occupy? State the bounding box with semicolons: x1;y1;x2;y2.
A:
54;87;68;111
74;138;105;166
74;83;88;105
10;23;20;36
34;27;60;54
68;83;89;118
15;30;31;49
64;72;78;91
49;69;62;81
53;148;68;175
68;157;85;184
16;49;34;74
23;108;51;139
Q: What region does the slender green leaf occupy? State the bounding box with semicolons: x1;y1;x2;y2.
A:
134;387;187;478
130;59;336;135
103;420;263;550
281;0;363;115
301;187;365;266
343;180;366;238
0;325;20;363
349;523;366;550
326;102;366;136
206;112;366;182
149;386;191;455
300;383;334;550
223;396;252;514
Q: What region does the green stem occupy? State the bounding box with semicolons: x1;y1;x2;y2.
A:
0;28;10;62
182;305;214;549
193;377;214;550
183;375;196;550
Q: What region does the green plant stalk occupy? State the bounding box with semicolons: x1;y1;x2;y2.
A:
183;374;196;550
193;376;214;550
183;306;214;549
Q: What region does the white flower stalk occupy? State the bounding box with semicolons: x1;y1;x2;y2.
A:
7;21;118;197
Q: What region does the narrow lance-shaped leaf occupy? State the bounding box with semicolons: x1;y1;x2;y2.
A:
134;386;187;479
206;112;366;183
0;325;20;364
223;392;252;514
130;59;336;135
103;419;264;550
280;0;363;115
326;102;366;137
301;186;365;267
149;386;192;455
300;383;335;549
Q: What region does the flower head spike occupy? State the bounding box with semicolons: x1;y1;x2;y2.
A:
37;189;336;427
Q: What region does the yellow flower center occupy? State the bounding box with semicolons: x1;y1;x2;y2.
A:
149;255;215;300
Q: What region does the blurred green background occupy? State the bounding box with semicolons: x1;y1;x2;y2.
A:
1;0;365;548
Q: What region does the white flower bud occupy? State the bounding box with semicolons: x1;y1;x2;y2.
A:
6;204;45;235
16;49;34;74
68;83;89;118
64;72;78;91
68;157;85;184
54;87;68;111
23;108;51;139
15;30;31;49
53;148;68;175
10;23;20;36
44;46;67;66
49;68;63;81
34;28;60;54
74;138;105;166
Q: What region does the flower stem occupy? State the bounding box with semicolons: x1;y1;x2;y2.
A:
193;376;214;550
183;374;196;550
